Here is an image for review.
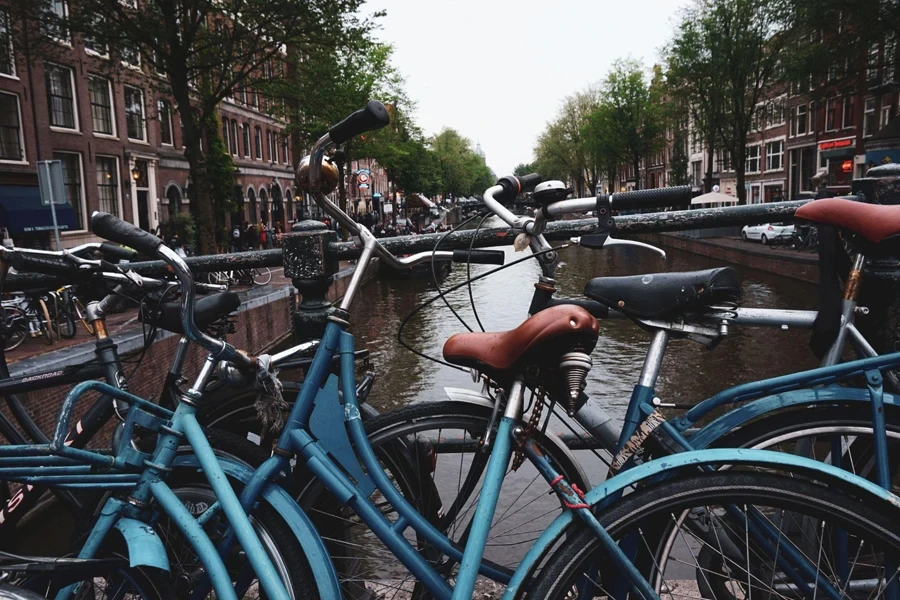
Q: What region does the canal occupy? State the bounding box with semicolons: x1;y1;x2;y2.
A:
353;232;819;419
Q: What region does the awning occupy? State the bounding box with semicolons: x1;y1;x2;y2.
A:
407;194;437;209
691;192;738;205
866;149;899;168
0;185;77;234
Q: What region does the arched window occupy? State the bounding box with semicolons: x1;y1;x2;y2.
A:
166;185;182;216
259;187;269;225
271;184;283;228
247;187;257;223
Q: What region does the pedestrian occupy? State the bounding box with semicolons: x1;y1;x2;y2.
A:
259;224;268;249
232;224;241;252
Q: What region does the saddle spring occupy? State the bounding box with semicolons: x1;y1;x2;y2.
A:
559;350;592;416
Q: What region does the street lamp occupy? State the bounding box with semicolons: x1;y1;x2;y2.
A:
131;167;141;182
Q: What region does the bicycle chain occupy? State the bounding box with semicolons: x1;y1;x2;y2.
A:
512;386;545;471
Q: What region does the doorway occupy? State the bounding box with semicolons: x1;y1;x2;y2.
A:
133;160;151;231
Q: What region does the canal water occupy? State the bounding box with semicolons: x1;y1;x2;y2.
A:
353;230;819;420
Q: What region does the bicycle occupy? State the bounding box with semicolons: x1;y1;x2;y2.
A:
207;267;272;287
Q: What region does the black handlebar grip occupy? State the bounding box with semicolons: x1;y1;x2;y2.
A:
328;100;391;146
9;252;77;278
452;249;505;265
99;242;137;261
90;212;164;258
517;173;542;192
608;186;692;210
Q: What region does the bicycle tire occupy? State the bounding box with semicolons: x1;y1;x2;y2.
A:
49;294;77;339
36;298;53;345
707;403;900;492
293;400;588;600
0;583;45;600
14;554;173;600
161;429;318;599
251;268;272;286
2;306;27;351
71;297;95;336
527;471;900;600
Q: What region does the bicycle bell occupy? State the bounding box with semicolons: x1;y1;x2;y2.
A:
533;180;573;205
296;154;339;195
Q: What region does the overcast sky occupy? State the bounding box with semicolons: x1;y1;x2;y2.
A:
363;0;689;176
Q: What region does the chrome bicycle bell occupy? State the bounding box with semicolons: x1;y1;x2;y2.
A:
533;180;572;205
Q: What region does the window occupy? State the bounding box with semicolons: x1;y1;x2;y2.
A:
124;86;145;140
825;98;838;132
716;149;731;172
42;0;68;42
885;33;898;84
230;120;238;155
82;15;107;55
254;126;262;159
88;76;114;135
222;118;230;151
792;103;809;136
868;42;880;82
0;92;24;161
746;145;761;173
45;63;76;129
265;130;272;161
282;134;289;164
120;42;140;67
242;123;250;158
1;12;14;76
864;97;877;136
690;160;701;187
54;152;84;229
766;140;783;171
882;95;894;129
268;131;277;162
96;156;120;216
842;96;855;128
767;97;785;128
158;100;173;145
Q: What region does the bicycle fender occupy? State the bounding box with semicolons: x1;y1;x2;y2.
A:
173;454;341;600
443;387;590;488
502;448;900;600
113;518;170;572
687;386;898;450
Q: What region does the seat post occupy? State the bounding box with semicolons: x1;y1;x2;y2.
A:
638;329;669;390
820;252;866;367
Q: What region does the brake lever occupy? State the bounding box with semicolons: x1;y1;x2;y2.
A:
570;236;666;259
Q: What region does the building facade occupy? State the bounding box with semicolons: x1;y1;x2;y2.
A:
0;5;294;250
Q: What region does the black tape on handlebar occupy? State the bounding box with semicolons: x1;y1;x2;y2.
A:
90;212;164;258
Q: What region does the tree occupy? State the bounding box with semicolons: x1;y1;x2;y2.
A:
587;59;666;191
667;0;797;203
513;163;536;176
669;130;691;186
36;0;378;252
431;129;487;200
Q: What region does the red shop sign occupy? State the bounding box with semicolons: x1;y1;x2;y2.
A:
841;160;853;173
819;139;854;150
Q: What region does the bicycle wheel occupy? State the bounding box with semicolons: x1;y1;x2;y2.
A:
12;554;173;600
528;471;900;600
71;296;95;336
293;400;588;600
0;583;45;599
251;268;272;286
49;294;77;339
161;429;318;599
36;298;53;345
2;306;27;351
708;403;900;493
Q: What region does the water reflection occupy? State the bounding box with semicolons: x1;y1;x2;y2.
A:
354;226;819;422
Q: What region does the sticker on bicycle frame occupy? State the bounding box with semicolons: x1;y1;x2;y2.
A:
608;409;666;475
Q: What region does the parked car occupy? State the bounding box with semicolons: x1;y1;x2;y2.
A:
741;222;795;245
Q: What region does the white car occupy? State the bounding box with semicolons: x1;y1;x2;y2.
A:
741;222;795;245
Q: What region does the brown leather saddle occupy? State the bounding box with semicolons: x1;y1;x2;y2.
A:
443;305;599;382
795;198;900;245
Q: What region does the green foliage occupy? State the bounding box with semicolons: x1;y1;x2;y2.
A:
666;0;796;203
204;112;237;215
534;90;603;195
513;163;536;176
160;210;197;247
669;130;691;186
430;129;493;199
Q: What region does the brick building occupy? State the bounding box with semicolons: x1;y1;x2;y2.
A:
0;5;294;249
